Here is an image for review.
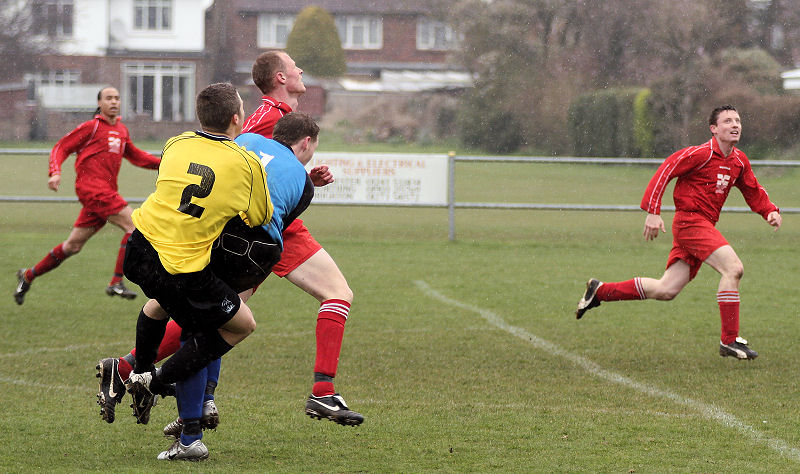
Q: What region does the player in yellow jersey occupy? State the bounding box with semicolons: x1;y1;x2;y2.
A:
121;84;269;446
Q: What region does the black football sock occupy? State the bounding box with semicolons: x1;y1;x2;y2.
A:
133;309;168;374
157;330;233;385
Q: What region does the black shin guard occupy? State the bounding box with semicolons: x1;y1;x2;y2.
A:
158;330;233;385
133;309;168;374
314;372;334;383
181;418;202;437
205;380;217;398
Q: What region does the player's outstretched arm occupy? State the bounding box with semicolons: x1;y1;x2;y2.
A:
643;213;666;241
767;211;782;230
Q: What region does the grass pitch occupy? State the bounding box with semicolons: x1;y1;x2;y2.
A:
1;153;800;472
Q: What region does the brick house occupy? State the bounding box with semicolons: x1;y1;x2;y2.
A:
1;0;470;141
2;0;214;141
208;0;470;121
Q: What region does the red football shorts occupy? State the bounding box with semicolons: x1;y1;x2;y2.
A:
73;190;128;229
271;219;322;277
666;212;729;280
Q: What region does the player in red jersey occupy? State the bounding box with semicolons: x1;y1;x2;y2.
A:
575;105;781;360
244;54;358;423
96;51;361;428
14;86;160;305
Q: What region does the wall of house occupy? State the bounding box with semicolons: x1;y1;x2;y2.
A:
20;53;212;141
107;0;213;52
229;13;261;63
297;85;326;118
54;0;213;55
54;0;109;56
18;109;193;144
226;11;450;73
343;15;449;65
122;115;197;141
0;88;34;140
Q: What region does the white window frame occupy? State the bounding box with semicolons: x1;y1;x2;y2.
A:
133;0;173;31
25;70;81;88
25;70;81;101
257;13;295;48
122;62;194;122
335;15;382;50
416;18;457;51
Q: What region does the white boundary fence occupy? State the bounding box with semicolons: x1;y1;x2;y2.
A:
2;149;799;241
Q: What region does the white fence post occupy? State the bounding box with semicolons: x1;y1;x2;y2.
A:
448;151;456;242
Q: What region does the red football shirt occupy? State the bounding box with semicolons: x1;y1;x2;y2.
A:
242;96;293;138
641;137;778;224
49;115;160;199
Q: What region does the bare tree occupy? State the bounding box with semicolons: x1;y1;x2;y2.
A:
757;0;800;66
442;0;798;153
0;0;51;82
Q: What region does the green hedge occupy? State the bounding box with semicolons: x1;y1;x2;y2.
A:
632;89;655;157
568;87;654;157
456;89;525;154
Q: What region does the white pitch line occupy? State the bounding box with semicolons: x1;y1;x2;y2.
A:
0;342;131;393
414;280;800;464
0;375;93;392
0;341;129;359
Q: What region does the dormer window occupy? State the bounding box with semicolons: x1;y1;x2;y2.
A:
134;0;172;31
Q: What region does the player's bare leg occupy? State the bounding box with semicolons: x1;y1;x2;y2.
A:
286;249;363;425
638;261;692;300
14;226;95;305
105;206;137;299
576;261;691;318
285;249;352;304
704;245;755;359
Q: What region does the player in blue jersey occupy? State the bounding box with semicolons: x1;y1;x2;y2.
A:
152;113;321;461
202;123;317;295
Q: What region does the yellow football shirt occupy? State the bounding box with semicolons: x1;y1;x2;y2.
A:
133;131;271;274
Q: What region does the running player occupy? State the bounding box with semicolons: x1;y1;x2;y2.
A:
13;86;160;304
575;105;782;360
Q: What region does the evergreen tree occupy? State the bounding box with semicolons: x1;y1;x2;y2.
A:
286;6;346;78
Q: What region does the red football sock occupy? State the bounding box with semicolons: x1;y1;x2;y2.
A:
110;231;132;286
28;243;68;281
596;278;646;301
312;299;350;396
312;381;335;397
118;357;133;380
718;291;740;344
130;319;183;365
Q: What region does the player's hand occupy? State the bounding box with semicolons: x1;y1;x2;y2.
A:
48;174;61;192
643;213;666;241
767;211;782;230
309;165;334;187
